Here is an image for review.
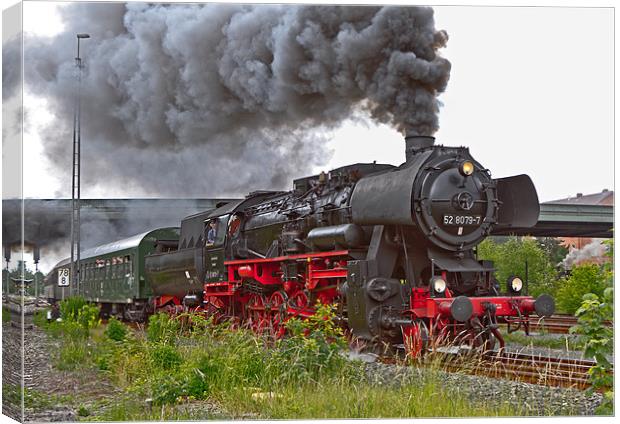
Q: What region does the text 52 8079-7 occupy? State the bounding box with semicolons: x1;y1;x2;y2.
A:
443;215;482;226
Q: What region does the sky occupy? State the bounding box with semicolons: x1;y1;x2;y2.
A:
5;1;614;203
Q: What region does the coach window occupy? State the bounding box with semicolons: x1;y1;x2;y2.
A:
125;255;132;276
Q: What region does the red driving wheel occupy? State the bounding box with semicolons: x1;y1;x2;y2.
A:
289;290;309;310
268;291;288;338
246;294;269;333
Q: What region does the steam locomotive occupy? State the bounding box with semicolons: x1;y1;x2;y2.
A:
47;134;554;354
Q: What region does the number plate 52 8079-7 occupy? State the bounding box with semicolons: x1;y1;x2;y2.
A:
443;215;482;226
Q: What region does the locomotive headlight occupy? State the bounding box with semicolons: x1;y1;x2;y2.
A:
431;277;447;294
507;276;523;294
459;161;475;176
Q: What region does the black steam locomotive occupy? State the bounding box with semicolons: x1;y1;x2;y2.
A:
140;134;554;353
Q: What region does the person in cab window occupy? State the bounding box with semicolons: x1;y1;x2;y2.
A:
206;220;218;246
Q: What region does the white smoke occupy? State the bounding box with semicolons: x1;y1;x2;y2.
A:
561;239;607;269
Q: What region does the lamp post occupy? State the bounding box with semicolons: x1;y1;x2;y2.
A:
70;33;90;297
4;245;11;297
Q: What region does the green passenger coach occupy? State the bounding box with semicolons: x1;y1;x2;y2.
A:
45;228;180;320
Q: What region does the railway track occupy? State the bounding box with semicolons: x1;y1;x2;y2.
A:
503;314;613;334
433;349;611;391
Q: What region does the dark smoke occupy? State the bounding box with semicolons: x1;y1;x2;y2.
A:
3;199;234;271
7;3;450;197
2;35;21;101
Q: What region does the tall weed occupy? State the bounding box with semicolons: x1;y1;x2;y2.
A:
147;313;180;344
59;297;88;321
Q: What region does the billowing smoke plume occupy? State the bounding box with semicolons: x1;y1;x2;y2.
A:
6;3;450;197
562;240;607;269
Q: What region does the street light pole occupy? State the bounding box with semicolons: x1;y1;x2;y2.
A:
70;33;90;297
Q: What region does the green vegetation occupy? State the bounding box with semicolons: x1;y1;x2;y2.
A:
478;237;613;315
536;237;569;268
145;312;180;344
556;264;610;314
2;260;45;296
33;308;48;327
2;383;68;412
37;301;525;420
2;305;10;322
105;316;128;342
501;331;583;351
569;240;614;415
34;297;102;370
477;237;556;297
570;288;614;415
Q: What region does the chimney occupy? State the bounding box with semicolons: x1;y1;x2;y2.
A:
405;132;435;161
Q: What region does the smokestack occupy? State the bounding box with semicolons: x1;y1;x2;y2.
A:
405;132;435;161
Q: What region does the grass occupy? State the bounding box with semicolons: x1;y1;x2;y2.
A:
502;330;583;351
36;299;557;420
214;376;520;419
2;384;70;412
2;305;10;322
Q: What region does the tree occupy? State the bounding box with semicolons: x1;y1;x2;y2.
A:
536;237;569;268
476;236;557;297
555;264;609;314
555;239;613;315
3;261;45;296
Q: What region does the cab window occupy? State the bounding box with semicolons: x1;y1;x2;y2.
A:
205;214;229;247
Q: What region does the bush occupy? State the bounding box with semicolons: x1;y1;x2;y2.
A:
477;237;557;297
267;303;351;384
147;313;180;344
77;304;100;332
149;344;182;370
105;317;128;342
556;264;609;314
149;373;185;405
570;288;614;414
77;405;90;417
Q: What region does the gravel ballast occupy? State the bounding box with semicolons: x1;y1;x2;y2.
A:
359;358;603;416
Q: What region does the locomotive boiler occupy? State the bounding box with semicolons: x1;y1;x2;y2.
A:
143;134;555;353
